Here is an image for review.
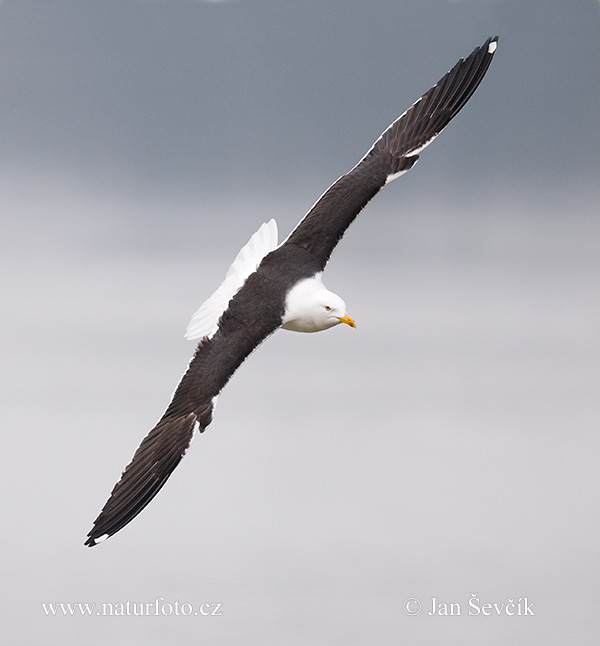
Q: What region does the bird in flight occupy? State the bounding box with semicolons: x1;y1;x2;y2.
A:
86;37;498;546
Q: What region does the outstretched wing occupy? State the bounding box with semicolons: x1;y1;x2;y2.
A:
283;36;498;269
85;274;282;546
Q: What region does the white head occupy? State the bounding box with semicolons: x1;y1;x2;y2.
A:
281;275;356;333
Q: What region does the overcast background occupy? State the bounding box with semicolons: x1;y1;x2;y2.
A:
2;1;599;644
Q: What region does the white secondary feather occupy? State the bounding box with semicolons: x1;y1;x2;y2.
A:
184;219;278;341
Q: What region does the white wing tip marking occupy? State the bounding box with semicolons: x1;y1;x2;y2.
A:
488;40;497;54
93;533;110;545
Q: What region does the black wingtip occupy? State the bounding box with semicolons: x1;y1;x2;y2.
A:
84;412;199;547
371;34;499;167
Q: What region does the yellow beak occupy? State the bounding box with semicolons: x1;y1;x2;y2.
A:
337;313;357;328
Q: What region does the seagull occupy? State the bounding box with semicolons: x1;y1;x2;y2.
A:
86;37;498;546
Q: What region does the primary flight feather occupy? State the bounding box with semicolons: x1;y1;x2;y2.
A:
86;37;498;546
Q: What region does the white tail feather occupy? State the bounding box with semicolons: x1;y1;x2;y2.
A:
184;219;278;341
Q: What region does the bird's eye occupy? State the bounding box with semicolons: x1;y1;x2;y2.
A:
324;305;332;311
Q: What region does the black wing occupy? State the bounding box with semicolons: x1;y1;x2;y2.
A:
283;36;498;269
85;273;282;546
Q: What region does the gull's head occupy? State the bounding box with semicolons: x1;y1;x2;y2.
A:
281;276;356;333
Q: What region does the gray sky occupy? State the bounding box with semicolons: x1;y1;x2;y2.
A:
2;1;600;645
